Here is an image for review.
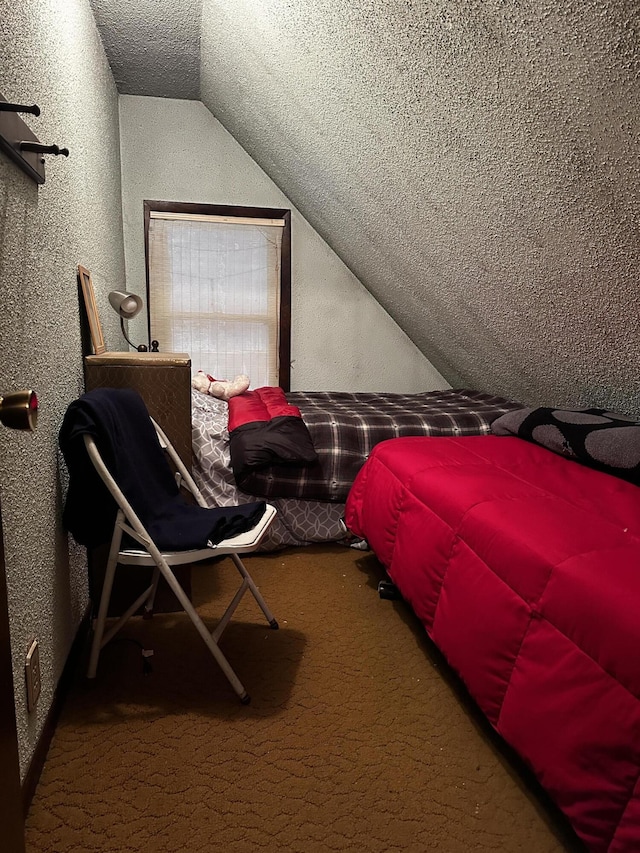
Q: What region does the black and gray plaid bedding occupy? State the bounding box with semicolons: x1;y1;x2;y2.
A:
239;388;522;502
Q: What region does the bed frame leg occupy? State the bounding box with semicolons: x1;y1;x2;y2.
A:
378;580;400;600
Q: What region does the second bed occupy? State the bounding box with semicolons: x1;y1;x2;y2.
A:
191;387;521;550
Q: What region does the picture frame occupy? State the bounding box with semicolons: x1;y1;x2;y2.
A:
77;264;106;355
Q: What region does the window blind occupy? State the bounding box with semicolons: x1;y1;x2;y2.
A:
147;215;283;387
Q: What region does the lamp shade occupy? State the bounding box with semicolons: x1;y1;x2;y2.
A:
108;290;143;320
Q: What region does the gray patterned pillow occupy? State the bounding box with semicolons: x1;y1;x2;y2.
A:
491;406;640;485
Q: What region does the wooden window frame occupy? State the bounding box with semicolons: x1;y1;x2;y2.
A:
143;200;292;390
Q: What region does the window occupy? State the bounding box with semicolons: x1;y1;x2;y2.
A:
144;201;291;389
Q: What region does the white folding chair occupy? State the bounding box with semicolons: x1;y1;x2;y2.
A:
84;417;278;704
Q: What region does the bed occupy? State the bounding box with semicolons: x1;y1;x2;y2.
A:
191;387;522;551
344;409;640;852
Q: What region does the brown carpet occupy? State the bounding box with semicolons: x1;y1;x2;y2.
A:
25;545;584;853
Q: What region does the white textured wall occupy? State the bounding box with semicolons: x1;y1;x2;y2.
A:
119;95;447;392
0;0;125;776
200;0;640;413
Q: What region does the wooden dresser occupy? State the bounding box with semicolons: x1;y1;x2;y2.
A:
83;351;193;615
84;351;192;466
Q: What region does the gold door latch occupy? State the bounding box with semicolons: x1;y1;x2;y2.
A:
0;390;38;431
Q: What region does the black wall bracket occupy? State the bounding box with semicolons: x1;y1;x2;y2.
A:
0;94;69;185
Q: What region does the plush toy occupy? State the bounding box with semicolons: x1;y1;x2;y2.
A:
192;370;250;401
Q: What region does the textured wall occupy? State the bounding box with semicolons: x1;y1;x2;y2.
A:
0;0;125;776
119;95;447;392
199;0;640;412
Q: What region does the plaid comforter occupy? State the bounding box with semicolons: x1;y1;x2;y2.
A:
238;389;521;502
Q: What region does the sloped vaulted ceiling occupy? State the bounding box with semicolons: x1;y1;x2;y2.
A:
91;0;640;412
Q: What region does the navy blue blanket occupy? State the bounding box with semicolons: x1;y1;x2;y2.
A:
59;388;266;550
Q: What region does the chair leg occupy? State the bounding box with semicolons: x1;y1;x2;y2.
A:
154;556;252;703
230;553;279;629
87;519;124;679
144;567;161;617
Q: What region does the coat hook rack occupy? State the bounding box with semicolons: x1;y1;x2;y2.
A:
19;142;69;158
0;93;69;184
0;101;40;117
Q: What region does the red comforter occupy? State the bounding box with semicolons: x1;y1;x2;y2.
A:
345;434;640;852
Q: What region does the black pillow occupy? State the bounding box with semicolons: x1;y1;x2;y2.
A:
491;406;640;485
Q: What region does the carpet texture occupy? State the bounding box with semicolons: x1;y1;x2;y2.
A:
25;545;584;852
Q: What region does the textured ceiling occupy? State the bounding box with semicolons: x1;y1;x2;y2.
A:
89;0;201;98
90;0;640;411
